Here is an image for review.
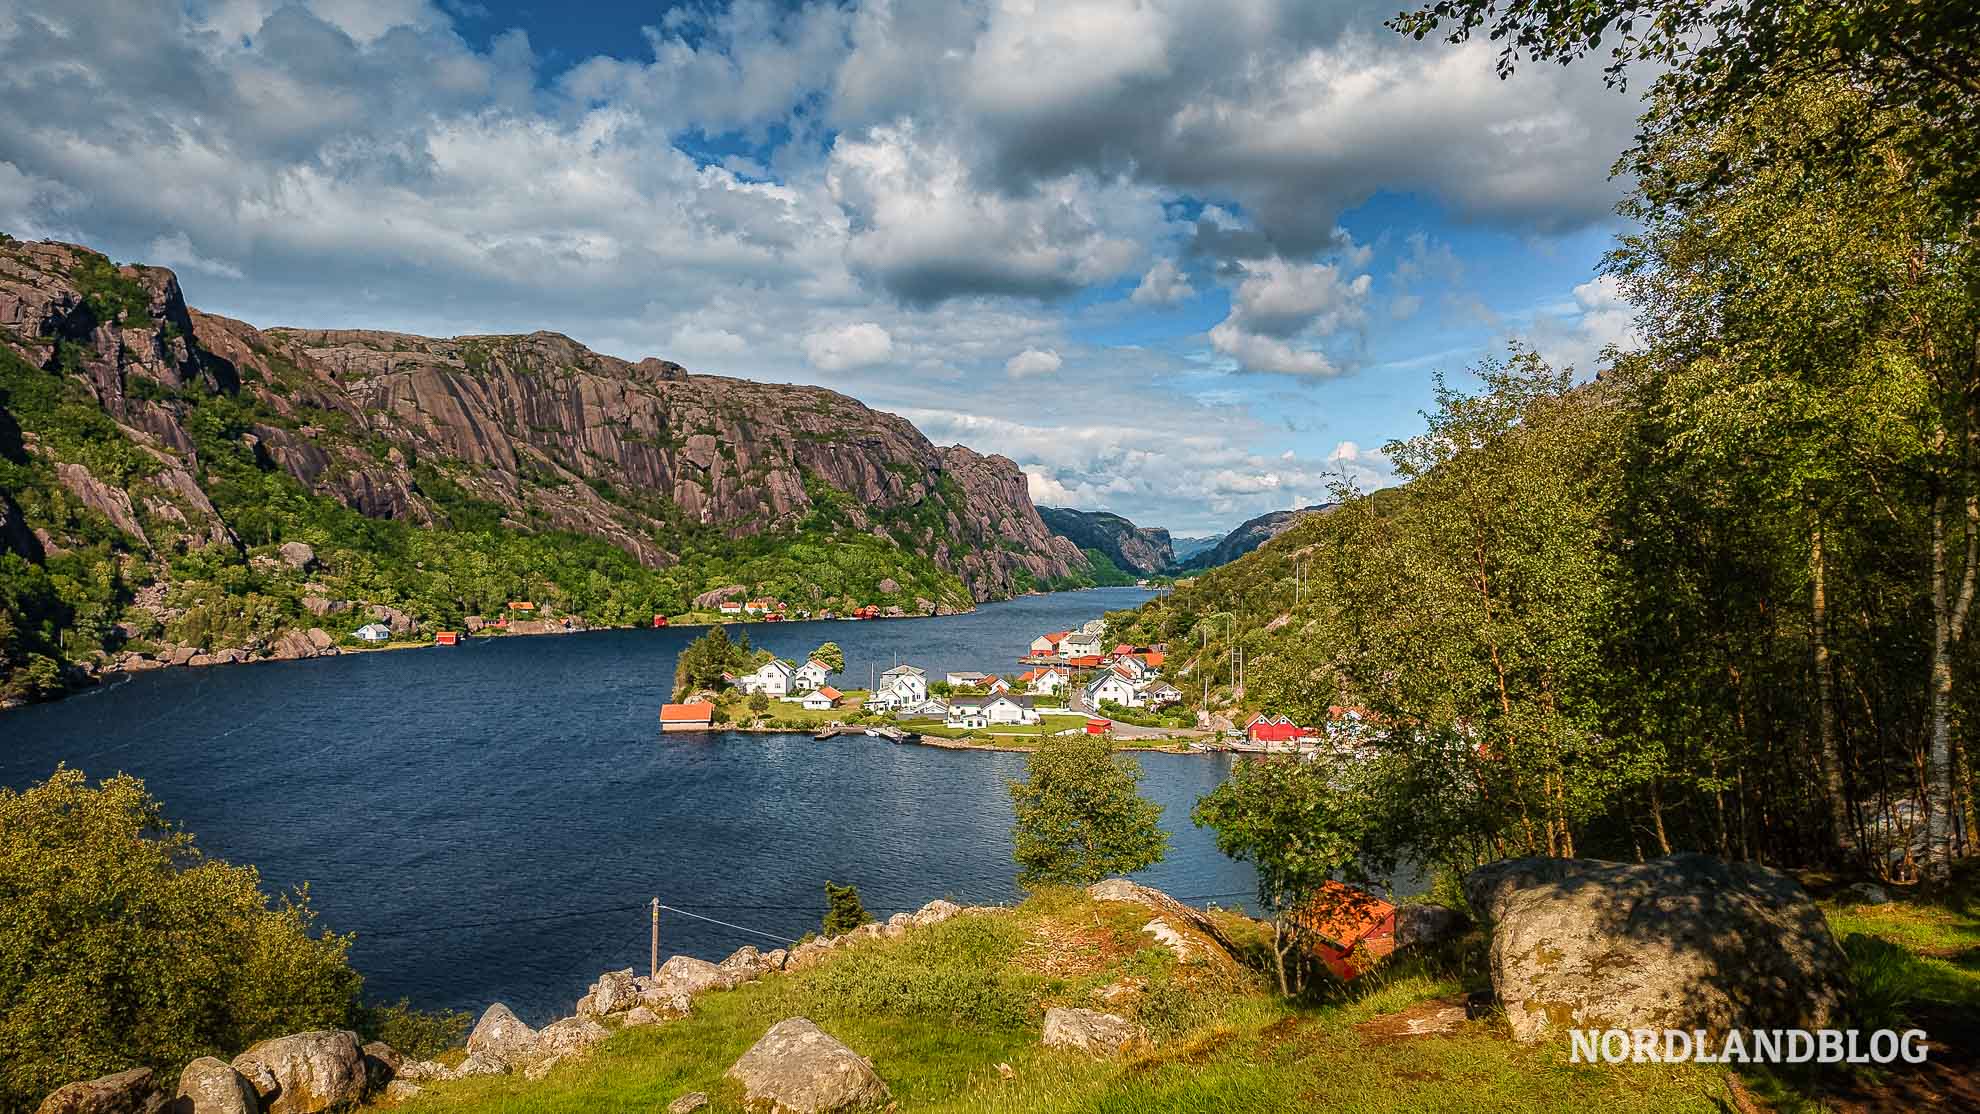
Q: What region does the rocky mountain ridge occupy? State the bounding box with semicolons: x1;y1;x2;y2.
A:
1037;506;1175;575
1180;504;1335;570
0;237;1085;698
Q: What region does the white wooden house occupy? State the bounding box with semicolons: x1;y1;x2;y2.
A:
739;659;797;697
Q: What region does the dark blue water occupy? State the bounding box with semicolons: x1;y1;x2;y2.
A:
1;588;1255;1022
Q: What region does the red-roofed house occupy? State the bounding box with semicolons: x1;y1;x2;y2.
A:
798;686;844;711
1029;631;1071;656
1244;713;1314;745
1287;881;1396;979
660;702;716;731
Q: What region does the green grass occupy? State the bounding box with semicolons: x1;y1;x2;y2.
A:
377;892;1743;1114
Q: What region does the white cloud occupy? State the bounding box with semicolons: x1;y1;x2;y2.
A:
802;321;896;370
1206;253;1373;376
1005;347;1063;376
1129;258;1193;305
146;231;245;279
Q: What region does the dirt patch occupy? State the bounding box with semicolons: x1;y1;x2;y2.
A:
1816;1003;1980;1114
1354;997;1474;1045
1015;920;1145;979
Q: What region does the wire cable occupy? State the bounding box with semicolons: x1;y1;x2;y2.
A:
657;904;801;945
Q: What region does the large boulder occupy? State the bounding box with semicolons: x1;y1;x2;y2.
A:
34;1068;161;1114
229;1031;366;1114
277;541;316;571
583;968;642;1016
173;1058;258;1114
1041;1007;1145;1056
725;1018;891;1113
464;1003;539;1069
651;954;732;996
536;1016;609;1059
1464;854;1851;1043
1394;903;1469;950
910;900;960;928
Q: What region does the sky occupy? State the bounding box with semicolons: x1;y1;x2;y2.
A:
0;0;1645;536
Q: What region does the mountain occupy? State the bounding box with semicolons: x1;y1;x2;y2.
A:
0;237;1086;700
1170;535;1221;564
1180;504;1335;570
1037;507;1174;575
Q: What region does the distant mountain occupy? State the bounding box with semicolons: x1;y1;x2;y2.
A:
1181;504;1336;570
1038;507;1175;575
1170;535;1222;564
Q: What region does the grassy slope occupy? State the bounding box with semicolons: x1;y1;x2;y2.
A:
377;889;1779;1114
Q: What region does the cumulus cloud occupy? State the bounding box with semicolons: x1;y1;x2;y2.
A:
1207;254;1373;376
1004;347;1063;376
1130;258;1193;305
802;322;896;370
0;0;1638;534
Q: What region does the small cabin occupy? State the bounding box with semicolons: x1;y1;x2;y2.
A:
660;701;716;732
354;623;392;643
435;631;459;646
1085;718;1112;735
652;615;669;628
1288;881;1397;980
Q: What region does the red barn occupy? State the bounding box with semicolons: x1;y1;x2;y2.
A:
435;631;459;646
1085;718;1112;735
1244;713;1312;744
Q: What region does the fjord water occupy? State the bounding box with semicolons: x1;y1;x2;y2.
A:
1;587;1254;1022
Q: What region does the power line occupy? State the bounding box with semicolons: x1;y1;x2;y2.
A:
354;901;646;939
658;904;800;945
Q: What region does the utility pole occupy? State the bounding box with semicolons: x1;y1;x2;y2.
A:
650;897;660;979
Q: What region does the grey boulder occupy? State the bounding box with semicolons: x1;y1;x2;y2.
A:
1465;853;1850;1043
725;1018;891;1113
229;1031;367;1114
464;1003;538;1069
173;1058;258;1114
34;1068;161;1114
1041;1007;1145;1056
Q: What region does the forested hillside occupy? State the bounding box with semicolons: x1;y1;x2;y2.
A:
0;240;1093;704
1114;71;1980;886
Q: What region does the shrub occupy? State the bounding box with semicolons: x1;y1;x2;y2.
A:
358;1000;472;1061
0;769;364;1109
1008;735;1168;887
823;881;871;936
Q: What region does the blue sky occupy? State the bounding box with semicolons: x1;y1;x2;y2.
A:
0;0;1644;534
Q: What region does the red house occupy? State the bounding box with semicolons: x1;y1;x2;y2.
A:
660;702;716;732
1244;713;1313;744
652;615;669;628
435;631;459;646
1085;718;1112;735
1289;881;1397;979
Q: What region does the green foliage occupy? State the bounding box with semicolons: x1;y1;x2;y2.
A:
358;999;472;1061
0;769;363;1109
821;881;872;936
746;691;769;713
68;254;152;326
672;625;755;700
1008;735;1168;887
809;641;844;672
1193;757;1395;911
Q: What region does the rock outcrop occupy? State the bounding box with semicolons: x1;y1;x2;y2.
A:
228;1031;367;1114
463;1003;539;1070
725;1018;891;1114
1041;1007;1145;1056
1464;854;1851;1043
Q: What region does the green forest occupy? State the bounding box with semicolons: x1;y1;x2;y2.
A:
1115;7;1980;891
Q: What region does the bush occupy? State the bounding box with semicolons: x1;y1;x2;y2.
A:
358;1000;472;1061
0;768;364;1109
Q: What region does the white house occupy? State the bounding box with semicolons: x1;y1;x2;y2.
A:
863;688;903;713
897;697;951;719
1112;654;1149;680
794;659;833;691
354;623;392;643
948;694;1042;728
1028;631;1069;656
945;670;990;688
798;686;843;711
1059;631;1102;658
718;600;743;616
878;664;928;703
984;675;1013;695
1021;666;1070;697
1086;669;1142;709
739;659;797;697
1140;680;1183;708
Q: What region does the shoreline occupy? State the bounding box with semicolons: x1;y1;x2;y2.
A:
5;587;1159;713
702;722;1207;756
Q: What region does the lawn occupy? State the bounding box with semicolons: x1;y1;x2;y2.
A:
374;889;1754;1114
